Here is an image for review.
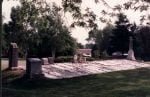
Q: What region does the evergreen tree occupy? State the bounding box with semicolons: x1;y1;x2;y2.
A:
108;13;131;55
135;26;150;60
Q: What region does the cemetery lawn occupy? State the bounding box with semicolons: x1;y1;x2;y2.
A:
1;59;26;71
2;67;150;97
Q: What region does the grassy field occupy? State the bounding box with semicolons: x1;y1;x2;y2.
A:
1;59;26;71
2;67;150;97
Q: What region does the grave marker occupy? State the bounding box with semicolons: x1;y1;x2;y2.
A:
127;37;136;60
41;58;49;65
26;58;43;78
8;43;18;69
48;57;54;64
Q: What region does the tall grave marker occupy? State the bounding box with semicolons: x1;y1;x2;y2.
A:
127;37;136;60
9;43;18;69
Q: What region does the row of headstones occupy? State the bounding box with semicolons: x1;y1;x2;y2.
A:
27;57;55;78
8;43;55;78
9;37;136;78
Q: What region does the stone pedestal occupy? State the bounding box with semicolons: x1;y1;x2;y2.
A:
127;37;136;60
9;43;18;69
26;58;42;78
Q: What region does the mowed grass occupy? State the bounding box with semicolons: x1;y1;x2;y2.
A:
2;67;150;97
1;59;26;71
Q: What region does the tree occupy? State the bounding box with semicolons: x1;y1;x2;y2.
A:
0;0;3;57
62;0;150;58
107;13;131;55
3;0;77;58
87;24;114;57
34;3;77;58
3;0;40;57
135;26;150;60
62;0;150;28
96;24;114;54
77;43;84;49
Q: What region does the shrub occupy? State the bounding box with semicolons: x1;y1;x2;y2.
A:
86;57;95;61
54;56;73;63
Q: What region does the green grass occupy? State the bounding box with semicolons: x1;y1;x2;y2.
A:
2;67;150;97
1;59;26;71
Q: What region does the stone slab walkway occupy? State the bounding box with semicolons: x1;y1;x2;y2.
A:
42;59;150;79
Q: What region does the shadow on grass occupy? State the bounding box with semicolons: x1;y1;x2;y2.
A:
2;67;150;97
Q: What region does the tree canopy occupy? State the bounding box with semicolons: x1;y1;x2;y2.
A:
2;0;150;59
108;13;131;54
3;0;77;58
62;0;150;28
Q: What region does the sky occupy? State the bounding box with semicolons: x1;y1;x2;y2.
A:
2;0;149;45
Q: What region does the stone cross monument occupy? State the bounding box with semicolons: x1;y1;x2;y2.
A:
127;37;136;60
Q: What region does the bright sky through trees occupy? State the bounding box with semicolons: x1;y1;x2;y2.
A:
2;0;150;44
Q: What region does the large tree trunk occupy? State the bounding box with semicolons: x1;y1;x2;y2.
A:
0;0;3;94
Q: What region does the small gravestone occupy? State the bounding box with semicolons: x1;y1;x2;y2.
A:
48;57;54;64
78;54;85;63
8;43;18;69
41;58;49;65
26;58;42;78
127;37;136;60
73;54;78;63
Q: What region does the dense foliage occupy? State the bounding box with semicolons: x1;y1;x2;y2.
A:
62;0;150;29
2;0;150;60
135;26;150;60
2;0;77;58
107;13;131;55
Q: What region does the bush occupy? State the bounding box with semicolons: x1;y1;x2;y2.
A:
54;56;73;63
54;56;95;63
86;57;95;61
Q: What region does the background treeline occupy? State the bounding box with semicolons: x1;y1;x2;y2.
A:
2;0;150;61
87;13;150;60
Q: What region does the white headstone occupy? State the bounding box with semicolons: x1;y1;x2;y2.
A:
41;58;49;65
73;54;78;63
127;37;136;60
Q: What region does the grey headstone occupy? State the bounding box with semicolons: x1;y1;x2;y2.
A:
26;58;42;78
48;57;54;64
9;43;18;69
